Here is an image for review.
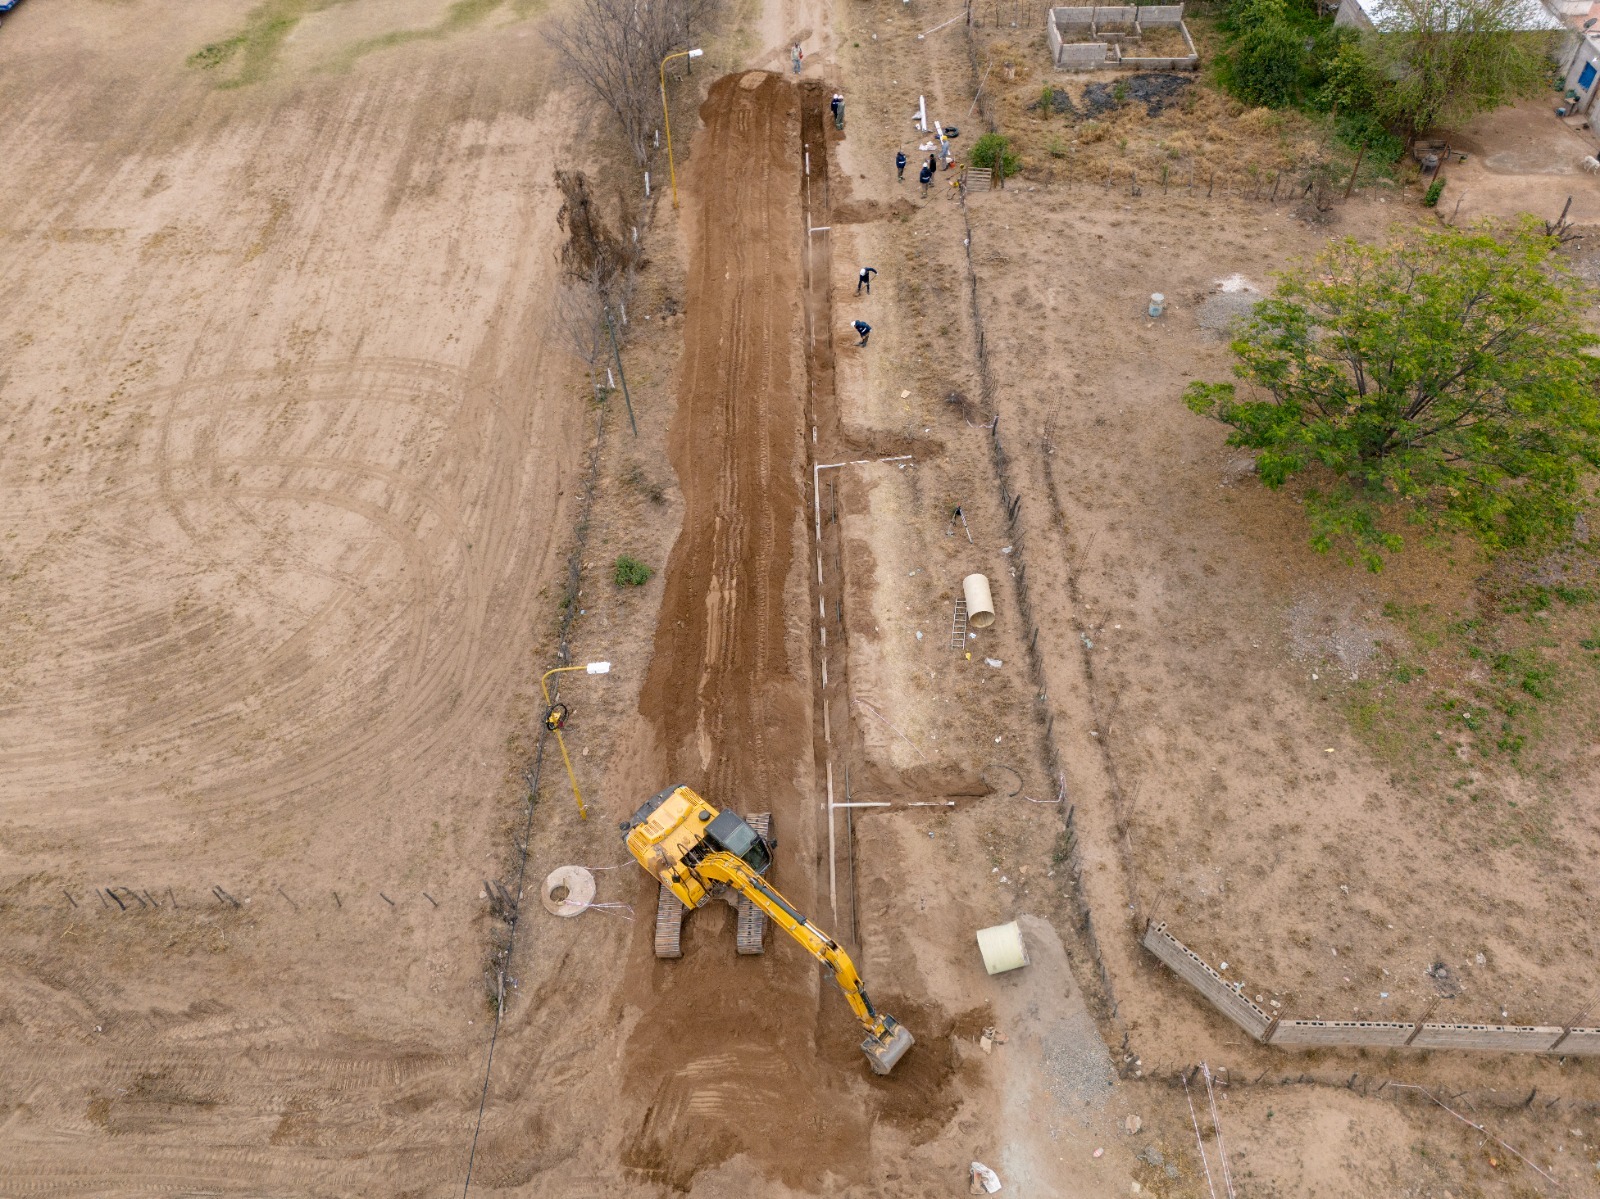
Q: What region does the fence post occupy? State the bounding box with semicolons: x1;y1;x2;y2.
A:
1344;141;1367;200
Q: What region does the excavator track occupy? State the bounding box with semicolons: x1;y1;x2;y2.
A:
736;812;773;955
653;884;686;959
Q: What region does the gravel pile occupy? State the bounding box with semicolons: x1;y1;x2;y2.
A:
1198;276;1263;339
1040;1009;1116;1112
1286;591;1395;678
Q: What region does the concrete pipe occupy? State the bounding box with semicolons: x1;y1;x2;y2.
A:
963;573;995;628
541;865;596;917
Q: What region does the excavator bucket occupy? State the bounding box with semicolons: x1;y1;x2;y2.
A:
861;1017;915;1075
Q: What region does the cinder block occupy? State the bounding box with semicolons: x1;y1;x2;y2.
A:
1555;1028;1600;1056
1409;1024;1564;1052
1141;922;1270;1039
1270;1020;1413;1048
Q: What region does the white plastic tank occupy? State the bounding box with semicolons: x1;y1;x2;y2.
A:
962;573;995;628
1149;292;1165;317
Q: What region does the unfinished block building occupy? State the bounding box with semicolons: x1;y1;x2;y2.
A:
1047;4;1199;70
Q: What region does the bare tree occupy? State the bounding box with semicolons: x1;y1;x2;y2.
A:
544;0;719;165
554;274;609;399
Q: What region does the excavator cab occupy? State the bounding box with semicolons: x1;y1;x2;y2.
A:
703;809;771;874
621;784;915;1076
622;784;773;905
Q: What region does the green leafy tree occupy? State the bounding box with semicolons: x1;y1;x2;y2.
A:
1224;0;1309;108
968;133;1020;177
1318;32;1379;112
1185;220;1600;570
1364;0;1559;136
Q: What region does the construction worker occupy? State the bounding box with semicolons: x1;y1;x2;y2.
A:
852;320;871;347
831;93;845;130
919;162;932;197
896;150;907;181
856;266;877;295
791;44;803;73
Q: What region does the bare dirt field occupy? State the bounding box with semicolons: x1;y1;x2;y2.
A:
5;0;1600;1195
0;0;588;1192
808;1;1600;1194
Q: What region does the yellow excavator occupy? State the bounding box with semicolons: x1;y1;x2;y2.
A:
621;783;915;1075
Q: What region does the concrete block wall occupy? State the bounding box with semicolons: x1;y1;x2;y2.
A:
1055;40;1111;67
1270;1020;1414;1048
1118;54;1199;70
1142;922;1272;1039
1143;921;1600;1059
1052;6;1096;26
1411;1024;1565;1052
1557;1029;1600;1056
1049;4;1197;69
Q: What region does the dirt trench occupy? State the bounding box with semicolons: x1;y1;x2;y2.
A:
619;72;953;1192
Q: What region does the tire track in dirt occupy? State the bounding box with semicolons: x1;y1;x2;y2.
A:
623;72;876;1191
0;21;584;1194
0;357;546;865
618;70;965;1193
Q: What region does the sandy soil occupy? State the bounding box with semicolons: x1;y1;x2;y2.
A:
5;0;1599;1196
1436;100;1600;226
0;1;587;1193
484;65;1162;1197
809;2;1600;1194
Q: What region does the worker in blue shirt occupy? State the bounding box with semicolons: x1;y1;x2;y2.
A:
852;320;871;347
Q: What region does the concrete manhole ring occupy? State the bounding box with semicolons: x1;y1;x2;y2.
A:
542;866;596;917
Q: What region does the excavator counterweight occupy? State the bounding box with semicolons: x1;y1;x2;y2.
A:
621;783;915;1075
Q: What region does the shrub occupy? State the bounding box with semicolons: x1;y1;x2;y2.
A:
1423;177;1445;207
969;132;1021;177
613;554;654;586
1220;0;1309;108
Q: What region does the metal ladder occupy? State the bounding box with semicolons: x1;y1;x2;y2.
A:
951;598;969;651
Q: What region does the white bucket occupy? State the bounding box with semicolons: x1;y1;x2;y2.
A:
976;920;1030;974
1149;293;1165;317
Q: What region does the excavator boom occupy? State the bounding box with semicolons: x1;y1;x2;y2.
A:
622;784;915;1075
